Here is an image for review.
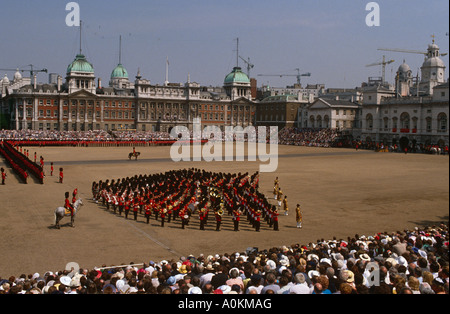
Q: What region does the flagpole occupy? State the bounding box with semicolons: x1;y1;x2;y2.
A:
165;56;169;86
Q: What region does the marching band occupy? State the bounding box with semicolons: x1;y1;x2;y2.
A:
91;168;283;232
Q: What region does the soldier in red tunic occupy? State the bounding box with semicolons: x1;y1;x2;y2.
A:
215;208;223;231
233;208;241;231
65;192;74;218
72;188;78;204
144;202;151;224
124;194;131;219
199;208;206;230
133;195;140;221
160;205;167;227
255;209;261;232
1;168;7;185
272;205;279;231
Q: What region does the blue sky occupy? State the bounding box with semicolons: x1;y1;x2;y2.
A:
0;0;448;89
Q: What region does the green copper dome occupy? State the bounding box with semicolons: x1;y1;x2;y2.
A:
224;67;250;84
111;64;129;79
67;54;94;74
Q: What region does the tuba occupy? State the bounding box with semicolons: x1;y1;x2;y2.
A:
217;209;224;216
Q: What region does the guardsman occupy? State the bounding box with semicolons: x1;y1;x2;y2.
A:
167;204;173;223
144;202;151;224
50;162;54;176
199;208;206;230
118;192;125;216
124;194;131;219
1;168;6;185
112;192;118;214
273;177;279;199
296;204;303;229
172;200;179;222
283;195;289;216
233;208;241;231
65;192;74;218
59;168;64;184
255;209;261;232
180;207;188;229
105;190;112;211
133;195;140;221
72;188;78;204
215;208;223;231
277;188;283;207
160;205;167;227
272;206;279;231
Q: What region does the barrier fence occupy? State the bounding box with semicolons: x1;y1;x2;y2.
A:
3;140;208;147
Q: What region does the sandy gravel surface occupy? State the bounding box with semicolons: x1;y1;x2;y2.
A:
0;145;448;277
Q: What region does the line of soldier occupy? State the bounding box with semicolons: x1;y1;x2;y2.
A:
91;168;280;232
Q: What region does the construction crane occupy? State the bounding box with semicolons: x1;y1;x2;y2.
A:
366;55;394;85
378;35;448;57
0;65;48;83
258;68;311;86
239;56;254;78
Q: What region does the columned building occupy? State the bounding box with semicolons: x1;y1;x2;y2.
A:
1;52;256;133
307;98;361;131
360;41;449;147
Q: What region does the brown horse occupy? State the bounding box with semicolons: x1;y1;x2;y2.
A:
128;152;140;160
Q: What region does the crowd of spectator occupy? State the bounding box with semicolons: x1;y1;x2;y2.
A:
333;139;449;155
277;128;339;147
0;130;114;141
1;223;447;294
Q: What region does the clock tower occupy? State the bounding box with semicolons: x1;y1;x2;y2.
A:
420;38;446;95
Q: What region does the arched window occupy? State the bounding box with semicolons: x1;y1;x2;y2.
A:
324;115;330;128
383;117;389;130
366;114;373;130
392;117;398;131
412;117;418;132
400;112;410;130
309;116;315;128
438;113;447;132
426;117;432;132
317;115;322;128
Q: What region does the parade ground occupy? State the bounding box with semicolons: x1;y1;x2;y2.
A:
0;144;448;277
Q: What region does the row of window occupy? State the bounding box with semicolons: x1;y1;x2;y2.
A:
34;123;136;132
366;114;448;132
34;109;136;120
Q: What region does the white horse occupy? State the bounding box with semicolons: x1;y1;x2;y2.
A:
54;199;83;229
430;147;442;155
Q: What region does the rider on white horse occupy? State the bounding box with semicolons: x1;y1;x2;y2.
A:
65;192;74;218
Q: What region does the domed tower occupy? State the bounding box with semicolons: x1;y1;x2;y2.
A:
396;61;413;97
420;40;446;95
224;66;251;99
110;63;131;89
66;53;96;94
13;69;22;82
1;74;10;94
109;36;132;89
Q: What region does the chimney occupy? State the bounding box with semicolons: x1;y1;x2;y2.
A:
98;77;102;89
33;74;37;89
57;75;62;92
